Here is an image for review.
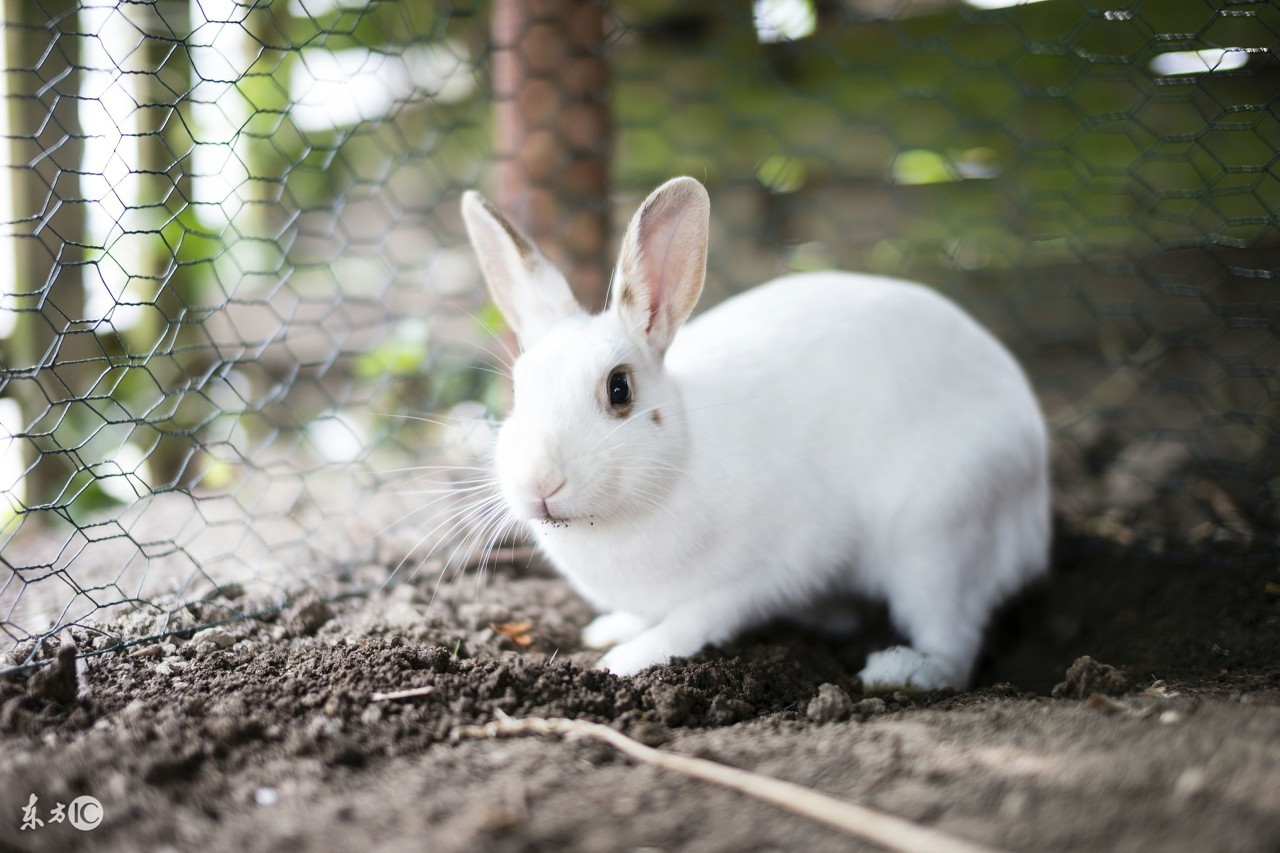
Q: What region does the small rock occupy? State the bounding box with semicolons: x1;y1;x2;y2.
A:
209;583;245;601
6;641;36;667
28;639;79;705
166;608;198;634
289;596;335;636
191;628;235;649
155;659;188;677
707;696;754;726
854;697;887;716
1052;655;1132;699
806;683;853;723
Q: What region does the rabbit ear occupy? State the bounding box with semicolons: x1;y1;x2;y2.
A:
462;191;583;349
613;177;710;356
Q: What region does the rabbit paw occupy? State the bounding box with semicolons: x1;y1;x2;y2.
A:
595;635;671;676
859;645;965;691
582;611;649;650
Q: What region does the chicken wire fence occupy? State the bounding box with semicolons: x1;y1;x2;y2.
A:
2;0;1277;670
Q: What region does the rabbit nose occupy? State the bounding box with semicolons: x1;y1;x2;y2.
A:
532;475;566;500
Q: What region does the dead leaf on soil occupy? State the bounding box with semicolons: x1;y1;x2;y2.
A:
492;621;534;646
1085;691;1192;724
1141;680;1179;699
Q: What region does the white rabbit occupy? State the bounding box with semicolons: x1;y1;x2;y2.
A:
460;177;1050;690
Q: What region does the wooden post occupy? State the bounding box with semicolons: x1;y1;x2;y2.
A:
492;0;612;311
2;0;87;510
123;1;197;490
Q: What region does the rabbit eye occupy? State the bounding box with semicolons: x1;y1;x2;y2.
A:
608;371;632;408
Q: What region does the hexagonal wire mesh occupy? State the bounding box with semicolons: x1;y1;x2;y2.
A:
1;0;1277;669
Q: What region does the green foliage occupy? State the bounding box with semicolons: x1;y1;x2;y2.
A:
356;319;432;380
891;150;958;186
159;206;225;284
473;301;506;340
756;155;807;194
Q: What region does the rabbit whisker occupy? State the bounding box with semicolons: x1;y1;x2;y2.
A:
425;500;516;601
386;490;507;589
453;302;520;366
373;411;502;428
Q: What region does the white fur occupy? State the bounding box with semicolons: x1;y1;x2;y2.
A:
461;178;1050;689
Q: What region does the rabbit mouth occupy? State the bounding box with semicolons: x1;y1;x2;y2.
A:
536;499;564;523
519;491;579;525
533;480;571;522
528;498;599;527
531;502;578;527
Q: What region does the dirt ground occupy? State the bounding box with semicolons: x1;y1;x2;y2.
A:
2;535;1279;852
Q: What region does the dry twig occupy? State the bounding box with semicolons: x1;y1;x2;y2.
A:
371;685;436;702
453;713;1004;853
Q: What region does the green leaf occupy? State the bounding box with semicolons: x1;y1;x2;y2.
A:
891;150;958;186
756;155;807;194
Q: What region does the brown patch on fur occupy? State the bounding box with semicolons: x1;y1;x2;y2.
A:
618;278;637;310
651;409;662;426
616;250;640;313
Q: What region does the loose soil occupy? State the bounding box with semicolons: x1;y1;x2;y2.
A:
2;538;1279;852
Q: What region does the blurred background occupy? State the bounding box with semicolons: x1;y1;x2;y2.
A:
2;0;1277;662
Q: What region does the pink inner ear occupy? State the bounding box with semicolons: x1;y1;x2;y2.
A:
642;205;690;335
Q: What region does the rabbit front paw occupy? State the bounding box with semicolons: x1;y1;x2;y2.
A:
581;611;649;650
595;634;672;676
859;645;965;691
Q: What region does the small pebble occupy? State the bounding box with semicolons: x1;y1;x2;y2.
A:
290;598;335;636
806;683;853;723
191;628;235;649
